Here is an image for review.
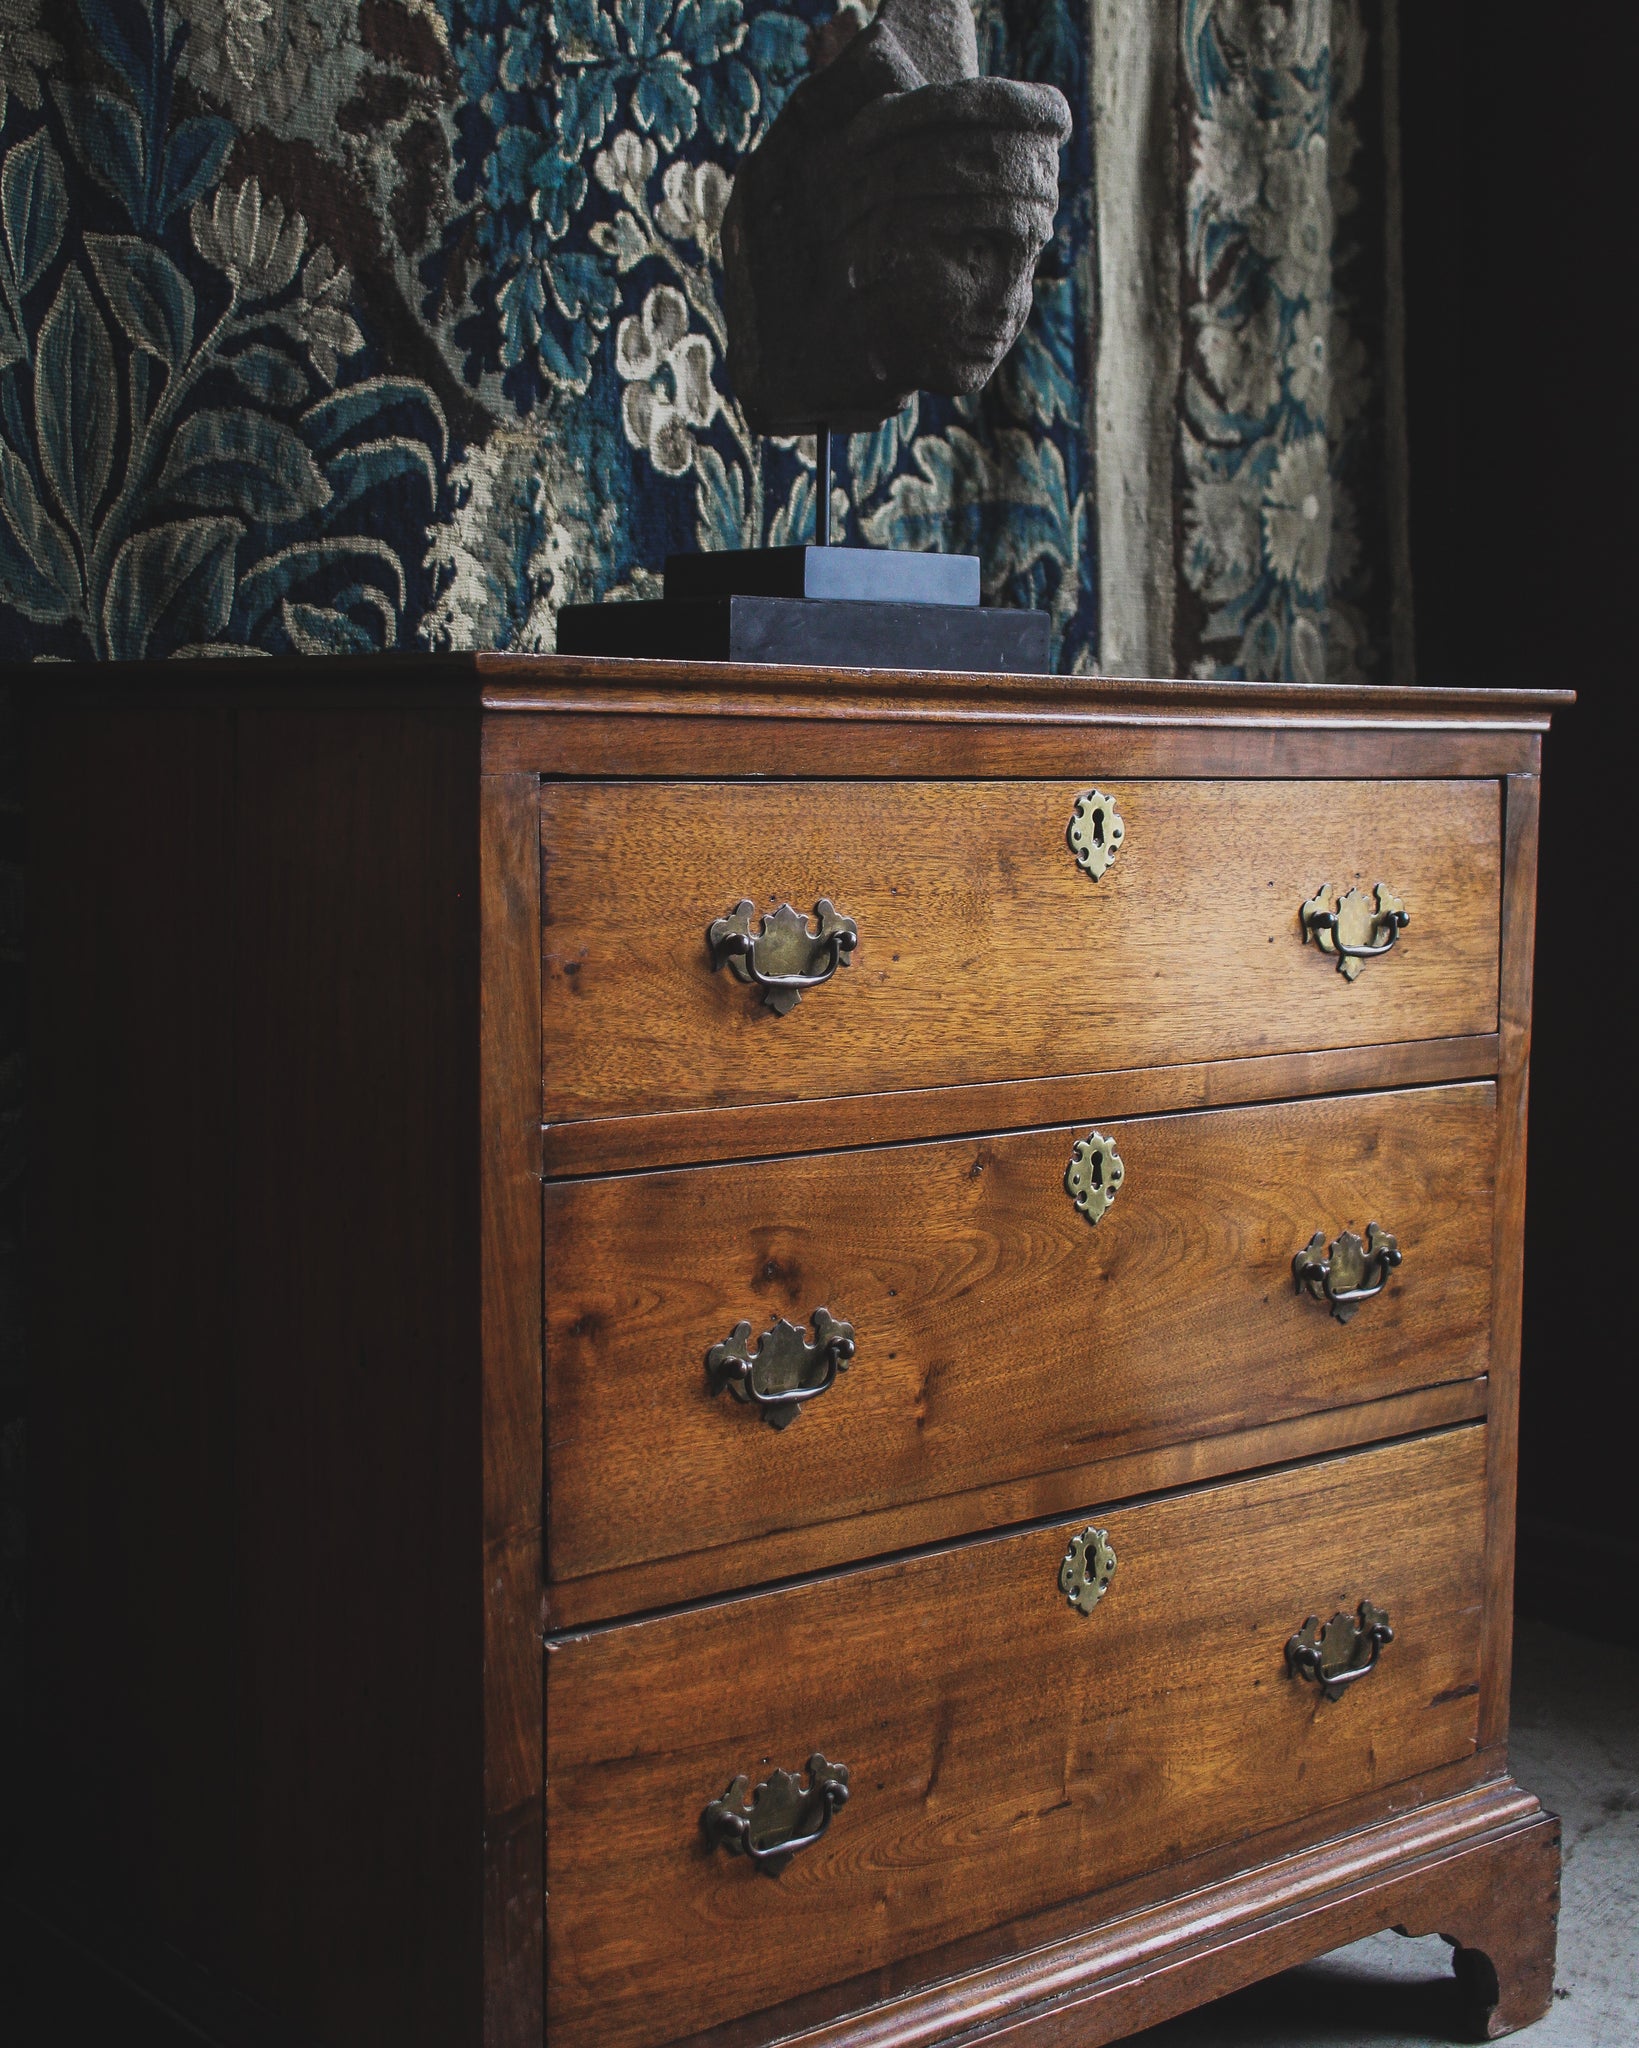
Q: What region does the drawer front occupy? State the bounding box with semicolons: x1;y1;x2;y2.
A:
541;778;1501;1120
546;1083;1494;1600
546;1427;1487;2048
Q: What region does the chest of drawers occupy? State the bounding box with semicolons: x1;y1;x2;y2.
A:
21;657;1568;2048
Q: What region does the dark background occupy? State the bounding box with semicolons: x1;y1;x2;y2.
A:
1401;9;1633;1640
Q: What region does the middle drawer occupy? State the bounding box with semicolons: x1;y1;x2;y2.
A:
545;1082;1495;1614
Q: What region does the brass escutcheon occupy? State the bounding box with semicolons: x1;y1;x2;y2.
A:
702;1755;850;1876
1286;1601;1394;1700
1066;1131;1125;1225
1068;789;1125;879
1300;883;1409;980
1060;1528;1117;1616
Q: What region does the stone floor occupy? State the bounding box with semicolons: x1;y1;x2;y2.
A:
3;1619;1634;2045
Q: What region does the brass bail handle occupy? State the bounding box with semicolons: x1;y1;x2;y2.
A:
1287;1602;1394;1700
709;899;858;1015
1293;1223;1401;1324
706;1312;857;1431
1301;883;1409;980
702;1755;851;1876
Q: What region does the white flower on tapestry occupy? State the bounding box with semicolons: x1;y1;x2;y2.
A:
593;132;658;210
1251;133;1331;303
1241;0;1327;74
1285;303;1328;417
1262;435;1330;595
193;180;306;296
656;161;732;255
1196;293;1283;421
296;247;365;384
616;285;717;479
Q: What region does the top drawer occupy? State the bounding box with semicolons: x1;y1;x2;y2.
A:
541;779;1501;1122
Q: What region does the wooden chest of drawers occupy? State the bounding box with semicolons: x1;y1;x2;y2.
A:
21;658;1568;2048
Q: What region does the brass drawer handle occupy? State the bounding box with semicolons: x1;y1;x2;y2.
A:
1294;1223;1401;1324
702;1754;850;1875
1287;1601;1394;1700
706;1311;856;1430
1301;883;1409;980
709;899;858;1015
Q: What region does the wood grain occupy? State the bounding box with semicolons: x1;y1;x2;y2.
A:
545;1084;1495;1604
545;1427;1489;2048
661;1779;1554;2048
544;1378;1490;1631
540;779;1502;1121
479;775;546;2048
1480;777;1541;1750
540;1034;1500;1180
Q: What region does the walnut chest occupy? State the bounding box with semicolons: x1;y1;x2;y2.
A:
23;657;1568;2047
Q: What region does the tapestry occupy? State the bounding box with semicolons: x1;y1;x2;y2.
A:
0;0;1098;670
0;1;1410;1744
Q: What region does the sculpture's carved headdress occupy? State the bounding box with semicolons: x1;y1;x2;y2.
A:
722;0;1072;434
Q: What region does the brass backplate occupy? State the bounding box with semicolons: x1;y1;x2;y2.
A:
1066;1131;1125;1225
1068;789;1125;880
1060;1528;1117;1616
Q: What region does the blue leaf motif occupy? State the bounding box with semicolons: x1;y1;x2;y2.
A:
0;438;81;624
159;410;333;522
104;516;241;660
302;378;449;463
672;0;745;66
75;0;154;99
51;84;147;227
617;0;673;59
281;600;380;654
632;51;698;148
698;59;757;152
236;537;407;629
162;118;235;226
744;11;808;102
2;132;69;300
553;0;621;61
34;267;117;544
226;345;310;409
323;437;440;516
557;67;621;158
86;235;195;368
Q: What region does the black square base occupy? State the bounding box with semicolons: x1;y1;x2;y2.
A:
555;597;1050;675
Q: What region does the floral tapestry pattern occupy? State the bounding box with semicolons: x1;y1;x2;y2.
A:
1177;0;1393;683
0;0;1096;666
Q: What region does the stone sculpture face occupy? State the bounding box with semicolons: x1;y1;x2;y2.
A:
722;0;1073;434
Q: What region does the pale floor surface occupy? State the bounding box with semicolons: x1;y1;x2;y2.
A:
1122;1619;1639;2048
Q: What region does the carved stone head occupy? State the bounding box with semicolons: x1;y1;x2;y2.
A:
721;0;1073;434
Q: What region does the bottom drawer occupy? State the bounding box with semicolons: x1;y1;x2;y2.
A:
546;1427;1487;2048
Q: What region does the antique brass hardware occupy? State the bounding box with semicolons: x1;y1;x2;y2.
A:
706;1311;856;1430
709;899;858;1014
1293;1223;1402;1324
702;1754;850;1875
1068;788;1125;880
1059;1527;1117;1616
1286;1601;1394;1700
1066;1131;1125;1225
1300;883;1409;979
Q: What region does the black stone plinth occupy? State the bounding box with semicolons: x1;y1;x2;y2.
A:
664;546;980;608
556;596;1049;675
